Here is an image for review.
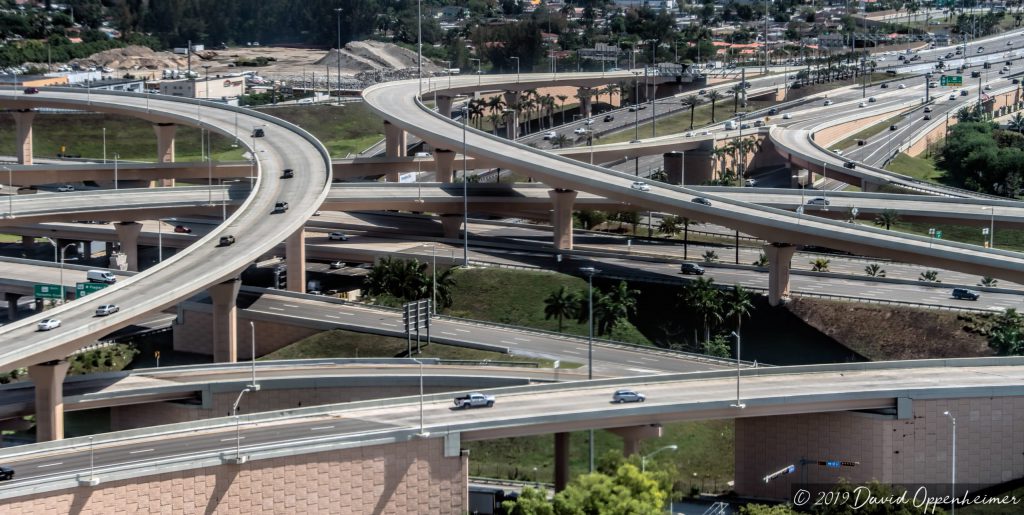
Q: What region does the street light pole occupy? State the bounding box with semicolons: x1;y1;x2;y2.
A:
417;0;422;93
58;243;75;303
113;153;119;190
248;320;259;390
102;127;106;163
335;8;343;106
3;166;12;219
470;58;481;86
462;107;469;267
511;57;520;83
983;206;995;248
580;266;600;473
730;331;745;409
411;358;429;437
157;218;162;263
232;387;251;462
944;411;957;515
641;444;678;473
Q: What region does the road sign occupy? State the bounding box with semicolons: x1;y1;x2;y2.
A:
936;230;943;239
940;75;963;86
75;282;108;298
34;284;63;300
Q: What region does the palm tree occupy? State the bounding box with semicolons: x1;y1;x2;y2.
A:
681;94;702;129
873;209;900;230
706;90;724;122
752;252;768;267
486;95;506;116
658;215;683;238
597;281;639;334
1008;113;1024;134
487;113;501;135
431;266;457;309
702;250;718;263
606;83;620;106
864;263;886;277
919;270;940;282
556;94;569;125
544;286;579;333
682;217;693;260
552;133;571;148
980;276;999;287
725;285;754;332
681;277;723;345
810;258;830;272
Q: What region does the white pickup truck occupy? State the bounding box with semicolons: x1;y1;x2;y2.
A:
453;392;495;409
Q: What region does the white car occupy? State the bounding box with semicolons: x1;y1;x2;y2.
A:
37;319;61;331
859;101;867;108
95;304;119;316
542;131;557;140
745;178;757;187
782;113;792;119
949;93;957;100
584;118;594;125
57;184;75;192
683;131;694;137
630;181;650;192
328;232;349;241
573;127;589;135
898;84;907;89
823;100;833;106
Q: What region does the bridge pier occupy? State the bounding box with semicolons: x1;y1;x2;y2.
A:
664;151;683;185
764;243;796;306
384;121;406;182
609;424;663;456
5;292;22;321
861;179;881;192
504;108;519;140
434;149;455;183
21;235;34;252
28;360;70;442
114;221;143;272
436;95;453;118
209;277;241;363
12;110;35;165
286;228;306;293
440;214;463;239
578;87;593;118
549;189;577;251
554;432;570;492
684;147;714;184
153;123;177;187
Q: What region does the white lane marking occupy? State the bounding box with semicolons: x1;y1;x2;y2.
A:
268;307;284;311
338;312;355;316
627;368;660;374
310;426;335;431
325;315;340;319
500;341;519;345
220;437;245;442
129;448;155;455
37;462;63;468
441;331;458;336
455;329;471;333
627;360;645;365
514;337;530;342
563;351;582;355
380;323;398;327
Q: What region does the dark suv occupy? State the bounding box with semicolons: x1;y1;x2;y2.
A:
680;263;705;275
0;465;12;481
282;169;294;179
952;288;980;300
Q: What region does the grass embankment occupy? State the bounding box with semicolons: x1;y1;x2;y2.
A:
871;221;1024;253
600;99;777;145
832;115;903;151
263;328;574;368
256;103;383;157
885;152;945;181
466;419;735;494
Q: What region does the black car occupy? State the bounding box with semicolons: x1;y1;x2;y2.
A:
0;465;12;481
282;168;294;179
843;161;856;169
219;235;236;246
857;139;867;146
880;83;889;89
680;263;705;275
251;128;265;138
768;108;778;115
691;197;712;206
603;114;614;122
890;124;898;131
23;87;39;94
952;288;980;300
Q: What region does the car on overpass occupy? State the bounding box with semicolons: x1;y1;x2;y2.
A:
37;319;61;331
612;389;646;403
807;197;831;206
174;225;192;234
0;465;13;481
680;263;705;275
95;304;119;316
454;392;495;409
57;184;75;192
282;169;295;179
542;131;557;140
328;232;349;241
273;201;289;213
952;288;980;300
630;180;650;192
691;197;712;206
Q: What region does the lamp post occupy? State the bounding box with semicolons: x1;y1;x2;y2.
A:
580;266;600;473
730;331;745;408
511;56;520;83
470;58;481;86
3;166;12;219
641;444;678;473
443;60;452;89
982;206;995;248
248;320;260;390
462;107;469;267
632;71;641;141
335;8;344;106
944;410;957;515
113;153;119;190
232;387;252;462
411;357;429;437
102;127;106;163
45;239;76;303
417;0;422;93
202;65;211;99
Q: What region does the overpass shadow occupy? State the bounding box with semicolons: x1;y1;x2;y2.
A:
203;465;242;515
368;450;417;515
68;486;97;515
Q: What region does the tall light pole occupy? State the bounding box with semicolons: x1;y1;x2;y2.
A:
983;206;995;248
944;410;957;515
45;240;76;303
580;266;600;473
730;331;745;408
417;0;423;93
113;153;119;190
102;127;106;163
202;65;211;99
633;71;641;141
232;387;252;462
641;444;678;473
470;58;481;86
511;57;520;83
335;8;344;106
411;357;429;437
462;107;469;267
248;320;260;391
3;166;12;219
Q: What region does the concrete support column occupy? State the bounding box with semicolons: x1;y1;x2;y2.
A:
549;189;578;251
554;432;570;492
286;228;306;293
434;149;456;183
764;243;796;307
664;151;683;185
12;110;35;165
28;360;70;442
861;179;881;192
5;292;22;321
505;109;519;140
114;221;142;272
440;214;463;239
436;96;454;118
578;88;593;118
209;278;241;363
683;148;714;185
153;123;177;187
21;235;34;251
384;121;407;182
609;425;663;456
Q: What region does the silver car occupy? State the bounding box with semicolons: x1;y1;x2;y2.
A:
612;389;646;403
95;304;120;316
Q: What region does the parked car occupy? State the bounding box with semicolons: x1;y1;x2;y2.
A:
542;131;557;140
328;232;349;241
691;197;712;206
680;262;705;275
174;225;192;233
0;465;13;481
95;304;119;316
57;184;75;192
603;114;614;122
611;389;646;403
273;201;289;213
23;87;38;94
630;181;650;192
219;235;236;246
807;197;830;206
952;288;980;300
453;392;495;409
37;319;61;331
282;168;294;179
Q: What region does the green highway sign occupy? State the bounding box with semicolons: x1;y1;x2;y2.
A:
75;282;108;298
940;75;963;86
34;284;63;300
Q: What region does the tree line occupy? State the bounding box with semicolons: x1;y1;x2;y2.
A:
939;120;1024;198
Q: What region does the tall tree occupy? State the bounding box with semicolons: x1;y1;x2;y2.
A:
544;286;579;333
